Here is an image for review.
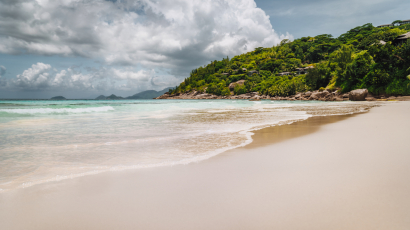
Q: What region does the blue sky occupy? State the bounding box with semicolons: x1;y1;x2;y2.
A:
0;0;409;99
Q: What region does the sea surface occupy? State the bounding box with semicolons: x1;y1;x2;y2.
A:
0;99;376;191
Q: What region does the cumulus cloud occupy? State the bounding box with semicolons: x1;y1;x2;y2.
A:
14;62;51;89
7;62;179;93
0;0;290;79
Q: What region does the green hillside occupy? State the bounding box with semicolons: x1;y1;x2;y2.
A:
169;23;410;97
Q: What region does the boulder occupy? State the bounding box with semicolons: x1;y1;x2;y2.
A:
228;80;246;91
321;91;330;98
348;89;368;101
304;91;312;97
196;93;210;99
309;92;322;100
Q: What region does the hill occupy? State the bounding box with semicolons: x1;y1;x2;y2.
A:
105;94;123;100
95;95;106;100
166;23;410;98
50;96;66;100
127;87;174;99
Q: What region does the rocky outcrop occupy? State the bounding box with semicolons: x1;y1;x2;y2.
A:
228;80;246;91
349;89;368;101
269;90;348;102
156;91;264;100
156;88;384;102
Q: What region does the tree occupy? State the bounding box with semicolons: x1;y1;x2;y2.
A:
331;45;354;71
337;50;374;92
234;84;247;95
169;23;410;97
392;20;403;26
306;62;331;89
221;88;231;96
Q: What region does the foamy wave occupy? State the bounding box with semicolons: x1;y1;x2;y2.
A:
0;106;114;114
0;100;380;192
13;117;309;191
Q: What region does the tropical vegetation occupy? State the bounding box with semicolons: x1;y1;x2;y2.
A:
169;23;410;97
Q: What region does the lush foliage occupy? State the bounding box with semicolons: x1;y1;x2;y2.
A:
170;23;410;96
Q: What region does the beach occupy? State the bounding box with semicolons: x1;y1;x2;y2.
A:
1;101;410;229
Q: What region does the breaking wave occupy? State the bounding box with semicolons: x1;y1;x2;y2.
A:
0;106;114;114
0;99;381;192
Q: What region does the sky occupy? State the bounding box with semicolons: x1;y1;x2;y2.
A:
0;0;409;99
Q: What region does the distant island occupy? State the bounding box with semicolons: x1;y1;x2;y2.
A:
127;87;173;99
95;87;173;100
105;94;123;100
158;21;410;101
95;95;106;100
50;96;66;100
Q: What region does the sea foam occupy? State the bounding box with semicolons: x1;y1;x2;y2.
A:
0;99;380;191
0;106;114;114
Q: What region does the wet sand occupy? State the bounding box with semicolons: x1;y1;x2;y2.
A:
1;102;410;230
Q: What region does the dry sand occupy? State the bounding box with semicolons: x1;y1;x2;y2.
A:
1;101;410;230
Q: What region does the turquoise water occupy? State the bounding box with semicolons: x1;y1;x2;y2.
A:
0;99;375;191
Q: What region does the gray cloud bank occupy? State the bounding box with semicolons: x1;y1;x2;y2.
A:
0;0;291;96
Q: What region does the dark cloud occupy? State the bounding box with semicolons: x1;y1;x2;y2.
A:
0;0;288;74
2;0;408;98
0;0;293;98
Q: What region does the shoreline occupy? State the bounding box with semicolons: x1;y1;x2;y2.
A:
0;101;375;192
245;112;358;149
156;87;410;102
1;102;410;229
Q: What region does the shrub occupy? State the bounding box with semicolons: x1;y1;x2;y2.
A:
221;88;231;96
234;84;247;95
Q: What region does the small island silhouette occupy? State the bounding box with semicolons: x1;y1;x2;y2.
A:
50;96;66;100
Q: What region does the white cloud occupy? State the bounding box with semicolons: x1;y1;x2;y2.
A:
111;69;154;81
8;62;179;93
15;62;52;89
0;0;290;79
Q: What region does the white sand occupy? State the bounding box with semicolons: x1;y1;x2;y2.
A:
1;101;410;230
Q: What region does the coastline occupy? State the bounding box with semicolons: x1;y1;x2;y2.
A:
1;101;410;229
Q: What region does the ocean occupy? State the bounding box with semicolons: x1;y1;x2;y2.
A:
0;99;376;191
